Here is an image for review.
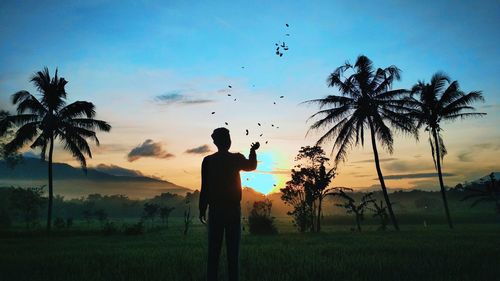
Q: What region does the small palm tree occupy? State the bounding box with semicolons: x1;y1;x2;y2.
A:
305;55;414;230
408;72;485;228
462;173;499;214
0;67;111;231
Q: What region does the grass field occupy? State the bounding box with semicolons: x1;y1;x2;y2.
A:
1;218;499;281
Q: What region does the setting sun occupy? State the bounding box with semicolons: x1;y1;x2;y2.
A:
241;150;289;194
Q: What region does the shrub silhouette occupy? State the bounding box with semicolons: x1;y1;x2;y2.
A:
248;199;277;235
53;217;66;229
123;221;145;235
101;221;117;236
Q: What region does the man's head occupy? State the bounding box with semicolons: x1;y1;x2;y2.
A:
211;127;231;151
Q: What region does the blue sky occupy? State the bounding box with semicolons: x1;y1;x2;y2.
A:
1;0;499;194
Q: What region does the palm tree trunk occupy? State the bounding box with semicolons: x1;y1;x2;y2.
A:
432;128;453;229
316;197;322;232
47;135;54;231
369;119;399;230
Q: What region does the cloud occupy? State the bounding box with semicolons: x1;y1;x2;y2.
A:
380;172;456;180
95;164;144;177
457;152;472;162
155;90;214;105
456;140;500;162
185;144;211;154
352;157;398;163
384;159;433;172
257;168;291;175
127;139;175;162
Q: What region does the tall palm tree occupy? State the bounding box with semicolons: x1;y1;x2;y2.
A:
305;55;414;230
0;67;111;231
408;72;485;229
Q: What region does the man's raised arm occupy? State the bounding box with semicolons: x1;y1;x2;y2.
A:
240;142;259;171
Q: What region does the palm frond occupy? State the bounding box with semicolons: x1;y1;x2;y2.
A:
4;114;40;127
61;123;100;145
313;118;348;146
373;67;402;94
12;91;47;116
59;101;96;119
376;89;410;100
470;197;494;207
67;118;111;132
442;112;486;122
371;114;394;154
306;105;352;133
437;80;460;107
4;122;39;153
331;115;358;163
30;67;52;94
430;72;450;95
58;128;93;158
30;133;49;160
302;95;354;109
60;135;88;171
441;91;484;115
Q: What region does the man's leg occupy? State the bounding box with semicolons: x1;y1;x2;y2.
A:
208;209;224;281
225;206;241;281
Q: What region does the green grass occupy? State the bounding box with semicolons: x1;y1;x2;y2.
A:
1;220;499;281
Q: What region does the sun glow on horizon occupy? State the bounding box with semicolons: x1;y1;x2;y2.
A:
241;150;289;195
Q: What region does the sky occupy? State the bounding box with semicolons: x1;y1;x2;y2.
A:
1;0;499;195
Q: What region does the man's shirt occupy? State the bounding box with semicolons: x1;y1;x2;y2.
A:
199;150;257;214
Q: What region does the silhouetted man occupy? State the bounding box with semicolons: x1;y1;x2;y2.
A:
199;127;259;281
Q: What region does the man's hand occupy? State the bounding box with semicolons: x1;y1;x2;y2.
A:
250;142;260;151
199;212;207;225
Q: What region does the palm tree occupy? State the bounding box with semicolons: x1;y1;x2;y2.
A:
0;67;111;231
305;55;414;230
408;72;485;228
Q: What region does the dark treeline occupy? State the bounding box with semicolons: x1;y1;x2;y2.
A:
0;188;200;229
0;176;497;231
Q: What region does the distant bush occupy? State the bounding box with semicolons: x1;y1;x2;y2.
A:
123;221;144;235
54;217;66;229
101;221;118;235
248;199;277;235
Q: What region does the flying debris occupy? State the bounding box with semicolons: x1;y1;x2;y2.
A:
260;134;263;137
273;102;276;105
245;129;249;135
234;98;237;101
228;94;231;96
211;112;215;114
285;23;289;27
225;122;228;125
280;95;284;98
273;184;276;187
258;123;261;126
285;33;290;36
228;85;232;88
241;66;245;69
265;141;268;144
271;124;274;127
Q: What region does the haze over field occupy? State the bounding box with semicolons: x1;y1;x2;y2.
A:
1;0;499;195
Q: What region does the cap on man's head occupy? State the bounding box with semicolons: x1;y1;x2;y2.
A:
211;127;230;142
